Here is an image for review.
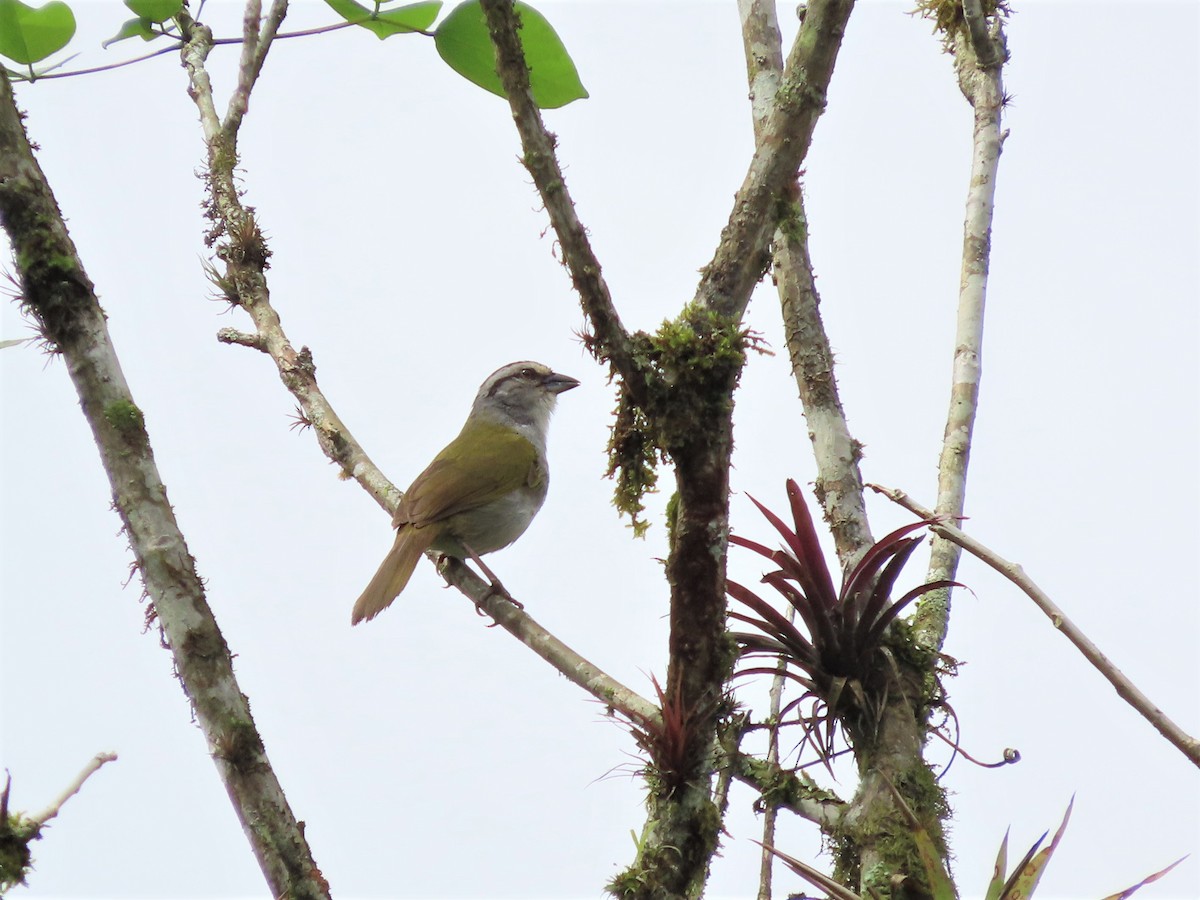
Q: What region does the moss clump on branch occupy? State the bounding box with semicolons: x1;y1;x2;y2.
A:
0;176;91;350
829;764;952;899
103;399;146;439
608;795;722;900
606;304;752;534
0;811;38;893
912;0;1011;47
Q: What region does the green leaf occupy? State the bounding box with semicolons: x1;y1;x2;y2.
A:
434;0;587;109
1010;796;1073;898
322;0;440;38
377;0;440;32
123;0;180;24
983;830;1009;900
0;0;75;65
102;16;158;48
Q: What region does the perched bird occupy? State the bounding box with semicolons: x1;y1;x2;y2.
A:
351;361;579;625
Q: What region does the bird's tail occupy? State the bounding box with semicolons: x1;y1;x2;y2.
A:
351;526;436;625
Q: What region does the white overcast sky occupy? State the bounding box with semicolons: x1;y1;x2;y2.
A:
1;1;1198;898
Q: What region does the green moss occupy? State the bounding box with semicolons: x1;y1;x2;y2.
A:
831;765;952;898
911;0;1011;48
606;387;662;537
0;812;40;893
738;754;841;810
608;792;723;899
605;305;751;533
103;399;147;445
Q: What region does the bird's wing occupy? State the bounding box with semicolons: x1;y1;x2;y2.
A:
395;422;541;528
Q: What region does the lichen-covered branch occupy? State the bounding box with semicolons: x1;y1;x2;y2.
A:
914;6;1008;651
179;8;397;514
226;0;289;135
738;0;873;567
873;484;1200;769
697;0;855;321
0;68;330;900
478;0;636;390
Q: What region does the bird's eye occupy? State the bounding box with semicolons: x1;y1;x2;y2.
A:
521;367;535;379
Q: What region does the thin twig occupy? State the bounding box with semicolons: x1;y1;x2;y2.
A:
11;43;182;80
29;753;118;827
757;628;791;900
871;483;1200;768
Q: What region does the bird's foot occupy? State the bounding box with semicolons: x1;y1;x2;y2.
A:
474;580;524;624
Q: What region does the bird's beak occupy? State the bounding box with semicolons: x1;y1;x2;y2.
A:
543;372;580;394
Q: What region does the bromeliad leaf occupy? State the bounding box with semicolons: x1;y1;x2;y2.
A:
985;798;1186;900
0;0;75;65
727;479;958;762
434;0;587;108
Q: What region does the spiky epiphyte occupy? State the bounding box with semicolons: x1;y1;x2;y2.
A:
727;480;959;764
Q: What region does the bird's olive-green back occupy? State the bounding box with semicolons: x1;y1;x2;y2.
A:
395;420;543;528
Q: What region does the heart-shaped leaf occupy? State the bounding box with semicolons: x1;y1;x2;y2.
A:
434;0;587;109
322;0;440;38
124;0;181;24
0;0;76;65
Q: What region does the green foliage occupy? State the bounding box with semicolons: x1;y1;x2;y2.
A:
102;17;158;47
322;0;441;39
983;798;1186;900
124;0;179;24
434;0;587;108
0;811;39;893
102;0;181;46
0;0;75;66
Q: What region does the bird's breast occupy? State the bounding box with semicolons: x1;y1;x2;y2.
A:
433;480;549;557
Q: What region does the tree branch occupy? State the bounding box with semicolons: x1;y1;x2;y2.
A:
28;753;118;827
477;0;636;390
0;68;330;900
870;483;1200;769
737;0;873;567
697;0;855;321
225;0;289;135
450;560;662;730
915;11;1008;650
181;9;398;514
